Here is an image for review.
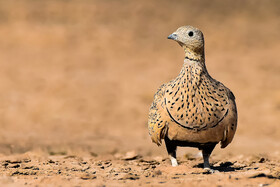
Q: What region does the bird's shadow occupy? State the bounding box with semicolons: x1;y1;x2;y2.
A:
193;161;245;173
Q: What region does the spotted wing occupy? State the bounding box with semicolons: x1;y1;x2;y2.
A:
148;84;168;146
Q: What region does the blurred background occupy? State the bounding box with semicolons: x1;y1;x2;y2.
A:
0;0;279;157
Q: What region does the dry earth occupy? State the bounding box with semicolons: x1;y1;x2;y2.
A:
0;151;279;186
0;0;279;186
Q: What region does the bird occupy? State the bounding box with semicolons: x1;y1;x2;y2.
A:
148;25;237;172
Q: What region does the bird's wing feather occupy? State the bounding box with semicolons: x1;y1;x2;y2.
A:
221;90;237;148
148;83;168;146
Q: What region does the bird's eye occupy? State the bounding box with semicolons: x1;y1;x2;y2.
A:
188;31;194;37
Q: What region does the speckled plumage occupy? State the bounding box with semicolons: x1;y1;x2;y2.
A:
148;26;237;170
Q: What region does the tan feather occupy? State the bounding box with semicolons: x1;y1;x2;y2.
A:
148;25;237;168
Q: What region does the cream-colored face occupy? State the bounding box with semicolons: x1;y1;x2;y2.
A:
168;26;204;51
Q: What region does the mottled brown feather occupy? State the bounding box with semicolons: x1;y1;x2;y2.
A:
148;25;237;149
148;84;168;146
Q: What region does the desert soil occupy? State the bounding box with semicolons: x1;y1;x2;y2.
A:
0;0;279;186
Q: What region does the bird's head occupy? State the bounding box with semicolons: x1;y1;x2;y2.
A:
168;26;205;61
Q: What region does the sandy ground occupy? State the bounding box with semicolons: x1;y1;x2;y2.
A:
0;151;279;186
0;0;279;186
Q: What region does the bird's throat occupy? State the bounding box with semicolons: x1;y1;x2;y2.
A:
183;46;204;62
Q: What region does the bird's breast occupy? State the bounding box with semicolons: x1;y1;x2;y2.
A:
164;68;229;131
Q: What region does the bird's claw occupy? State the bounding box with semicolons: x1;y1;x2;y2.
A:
203;168;219;174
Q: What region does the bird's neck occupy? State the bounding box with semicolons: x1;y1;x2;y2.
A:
183;46;205;63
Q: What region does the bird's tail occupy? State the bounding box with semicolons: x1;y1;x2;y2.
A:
148;121;168;146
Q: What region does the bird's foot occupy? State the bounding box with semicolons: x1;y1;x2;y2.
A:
170;157;178;167
203;167;219;174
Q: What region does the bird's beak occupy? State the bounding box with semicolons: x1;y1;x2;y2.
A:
167;33;177;40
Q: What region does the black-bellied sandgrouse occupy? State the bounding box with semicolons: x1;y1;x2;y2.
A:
148;26;237;171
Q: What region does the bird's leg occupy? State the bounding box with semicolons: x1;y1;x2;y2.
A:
170;152;178;167
165;137;178;167
202;151;211;169
202;144;216;172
